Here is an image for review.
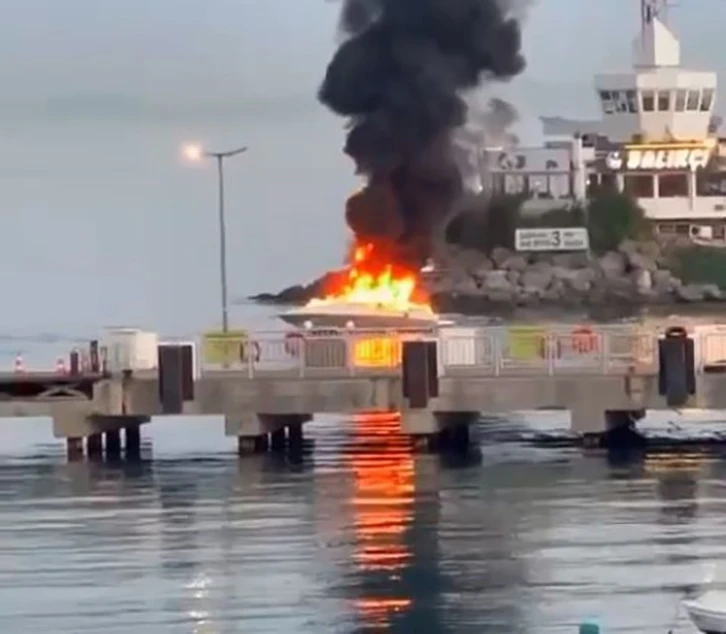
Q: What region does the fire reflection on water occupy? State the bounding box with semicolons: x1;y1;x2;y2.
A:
348;412;415;629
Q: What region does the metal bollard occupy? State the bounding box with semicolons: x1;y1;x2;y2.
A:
658;326;696;406
89;340;100;373
158;344;195;414
402;340;439;408
69;349;80;376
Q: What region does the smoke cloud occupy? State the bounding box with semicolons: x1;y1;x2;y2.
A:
319;0;526;268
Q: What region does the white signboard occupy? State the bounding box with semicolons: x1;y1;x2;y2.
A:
605;147;711;171
515;227;589;252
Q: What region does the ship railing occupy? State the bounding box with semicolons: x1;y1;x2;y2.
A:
199;325;660;379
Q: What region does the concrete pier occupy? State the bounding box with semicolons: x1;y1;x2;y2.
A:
5;323;726;457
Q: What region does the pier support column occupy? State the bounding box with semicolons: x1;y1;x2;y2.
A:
66;437;84;461
125;426;141;459
571;403;647;449
105;430;121;459
287;422;303;451
225;413;268;455
86;434;103;459
225;413;311;456
401;410;441;453
238;435;268;455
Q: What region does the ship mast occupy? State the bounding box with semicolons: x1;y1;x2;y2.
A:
641;0;670;32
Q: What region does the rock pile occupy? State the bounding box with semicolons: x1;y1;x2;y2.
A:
425;240;722;307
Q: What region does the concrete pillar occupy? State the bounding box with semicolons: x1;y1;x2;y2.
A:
287;422;303;451
66;437;84;461
570;402;607;435
86;434;103;459
448;424;470;453
125;426;141;459
105;430;121;459
270;428;286;452
604;409;647;450
238;435;268;455
401;410;440;453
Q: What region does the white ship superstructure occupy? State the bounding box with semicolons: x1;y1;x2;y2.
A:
482;0;726;243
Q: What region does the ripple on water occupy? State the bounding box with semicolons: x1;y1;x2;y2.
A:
0;413;724;632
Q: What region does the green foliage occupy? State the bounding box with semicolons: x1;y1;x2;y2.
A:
667;245;726;289
585;188;652;254
444;186;651;255
444;193;525;252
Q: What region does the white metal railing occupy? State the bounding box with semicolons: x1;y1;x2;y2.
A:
197;324;667;379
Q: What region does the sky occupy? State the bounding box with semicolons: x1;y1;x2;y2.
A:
1;0;726;336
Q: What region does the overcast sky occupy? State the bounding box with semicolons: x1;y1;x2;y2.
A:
1;0;725;335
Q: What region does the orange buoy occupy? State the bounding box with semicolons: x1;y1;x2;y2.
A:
571;327;599;355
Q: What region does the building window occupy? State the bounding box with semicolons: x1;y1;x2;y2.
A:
599;90;616;114
624;174;654;198
674;89;687;112
686;89;701;111
625;90;638;113
701;88;715;112
641;90;655;112
697;173;726;196
658;173;688;197
657;90;671;111
612;91;629;113
657;223;676;236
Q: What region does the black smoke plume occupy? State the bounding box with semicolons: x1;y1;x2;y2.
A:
319;0;526;268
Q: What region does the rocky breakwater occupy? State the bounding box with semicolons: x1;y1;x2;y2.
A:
427;240;723;313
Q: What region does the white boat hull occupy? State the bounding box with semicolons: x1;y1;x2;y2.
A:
278;302;440;330
684;593;726;633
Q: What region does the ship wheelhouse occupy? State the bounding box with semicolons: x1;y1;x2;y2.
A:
492;0;726;243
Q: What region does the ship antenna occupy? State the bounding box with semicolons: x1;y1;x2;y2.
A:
642;0;676;31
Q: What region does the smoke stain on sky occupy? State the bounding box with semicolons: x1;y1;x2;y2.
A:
318;0;527;272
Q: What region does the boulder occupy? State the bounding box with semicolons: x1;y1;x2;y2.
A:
598;251;627;279
551;252;591;268
521;267;553;293
676;284;706;302
490;247;513;268
482;270;513;292
501;254;529;271
632;268;653;292
702;284;722;300
568;269;595;293
627;251;658;272
506;269;522;285
618;239;640;256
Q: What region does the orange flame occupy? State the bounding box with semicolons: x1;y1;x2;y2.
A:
308;241;432;312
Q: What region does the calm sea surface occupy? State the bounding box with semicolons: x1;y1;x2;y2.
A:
0;308;725;633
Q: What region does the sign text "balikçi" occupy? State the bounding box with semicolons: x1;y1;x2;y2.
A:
605;147;711;171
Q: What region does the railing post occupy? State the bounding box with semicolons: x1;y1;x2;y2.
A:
298;335;306;379
547;332;555;376
348;331;355;377
493;332;500;377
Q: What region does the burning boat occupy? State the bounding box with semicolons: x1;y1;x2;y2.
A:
279;243;443;329
278;301;440;330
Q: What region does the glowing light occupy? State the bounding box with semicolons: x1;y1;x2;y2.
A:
181;142;204;162
308;241;432;313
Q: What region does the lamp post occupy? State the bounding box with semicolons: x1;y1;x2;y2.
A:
182;143;247;333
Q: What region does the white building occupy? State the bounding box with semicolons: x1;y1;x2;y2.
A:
482;0;726;242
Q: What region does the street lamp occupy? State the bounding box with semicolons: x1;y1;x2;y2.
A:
181;142;248;333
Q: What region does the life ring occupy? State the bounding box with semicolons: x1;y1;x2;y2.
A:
571;327;599;355
239;339;261;363
284;331;304;357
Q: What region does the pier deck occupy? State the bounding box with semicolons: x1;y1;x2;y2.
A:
3;323;726;457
